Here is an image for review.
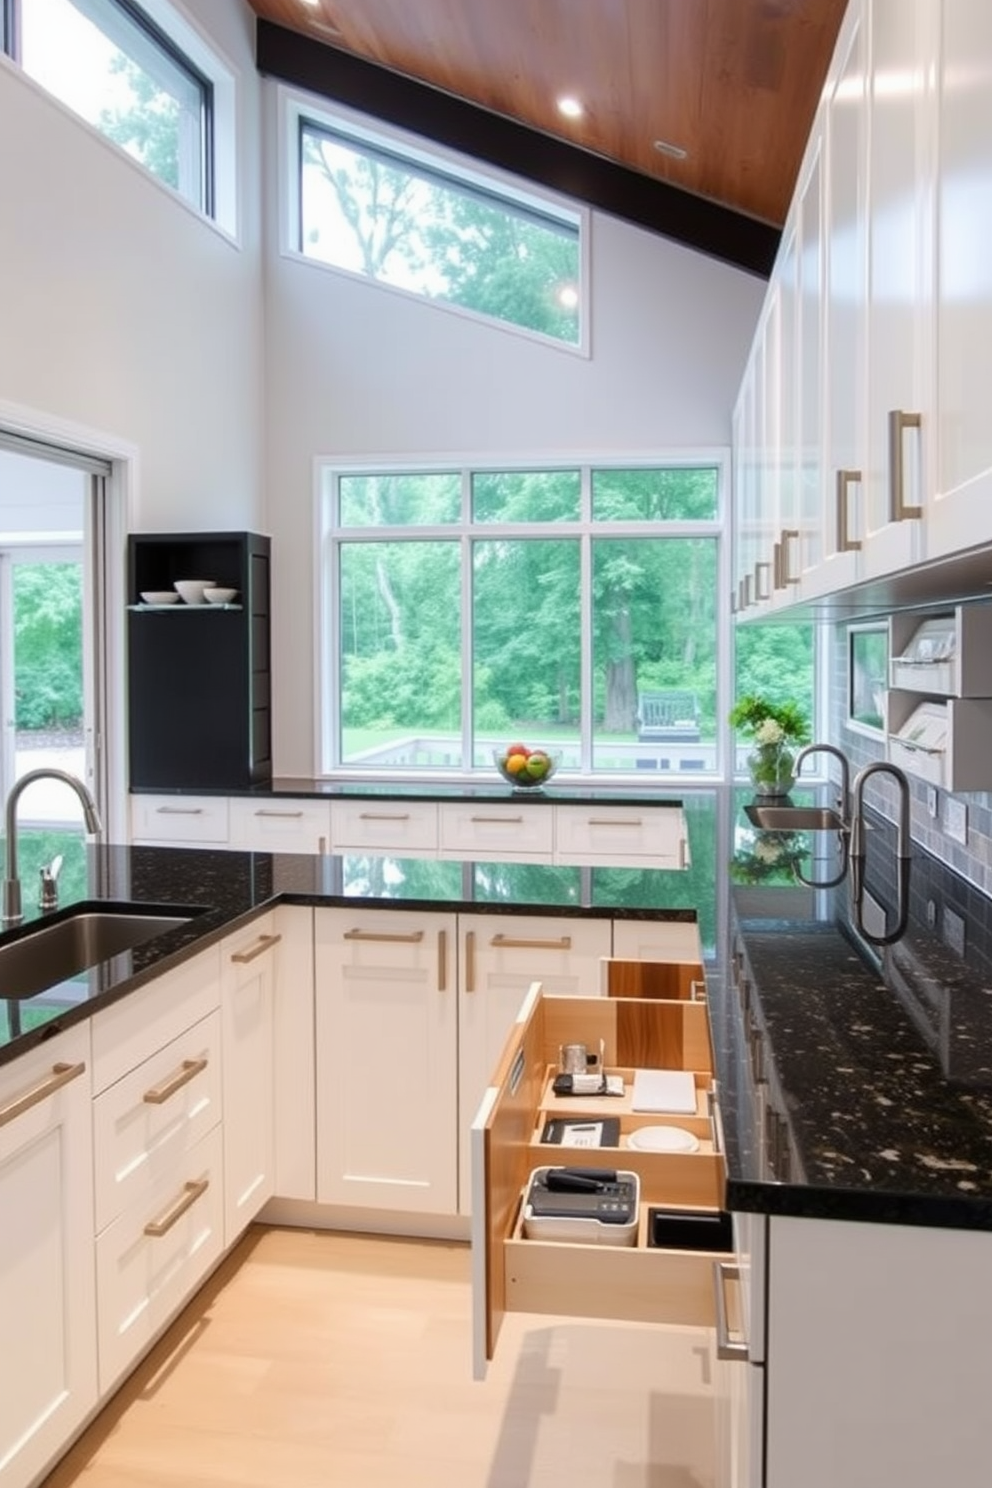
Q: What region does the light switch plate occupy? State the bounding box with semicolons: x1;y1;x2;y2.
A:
945;798;968;845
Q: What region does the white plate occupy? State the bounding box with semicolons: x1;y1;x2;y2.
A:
627;1125;700;1153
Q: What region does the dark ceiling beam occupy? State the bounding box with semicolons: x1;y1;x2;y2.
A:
255;18;778;280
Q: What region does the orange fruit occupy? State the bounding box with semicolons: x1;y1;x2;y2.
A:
505;752;528;775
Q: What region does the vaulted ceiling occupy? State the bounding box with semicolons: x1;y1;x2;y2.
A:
247;0;848;275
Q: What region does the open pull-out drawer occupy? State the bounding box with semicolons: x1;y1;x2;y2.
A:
471;983;731;1378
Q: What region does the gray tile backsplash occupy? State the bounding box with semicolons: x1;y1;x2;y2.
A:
829;622;992;897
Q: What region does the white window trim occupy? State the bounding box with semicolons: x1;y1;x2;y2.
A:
312;448;730;785
280;85;591;358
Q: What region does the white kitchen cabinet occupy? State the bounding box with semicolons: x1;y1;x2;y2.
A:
554;803;688;868
456;912;612;1213
329;798;438;857
221;911;279;1242
130;792;230;847
229;797;331;853
0;1025;97;1488
611;917;703;967
930;1;992;560
271;905;316;1202
314;906;458;1214
438;800;554;861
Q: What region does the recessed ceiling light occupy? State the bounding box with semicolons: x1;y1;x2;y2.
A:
653;139;689;161
557;97;584;119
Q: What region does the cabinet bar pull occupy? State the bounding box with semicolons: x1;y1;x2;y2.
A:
318;835;327;855
690;979;706;1002
490;932;572;951
343;928;424;944
836;468;862;551
253;809;304;819
780;528;800;584
712;1263;749;1361
471;815;523;824
743;572;753;607
358;812;411;821
155;806;203;816
438;929;447;991
143;1057;208;1105
465;929;476;992
679;837;688;870
230;932;282;964
772;540;783;590
754;560;771;600
586;817;642;827
143;1177;210;1238
0;1060;86;1129
888;408;922;521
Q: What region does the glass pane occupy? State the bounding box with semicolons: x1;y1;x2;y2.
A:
592;467;719;521
13;562;85;793
472;470;581;523
338;473;461;527
472;539;580;765
592;798;717;952
300;124;581;345
338;541;462;768
342;856;464;899
733;622;815;776
592;538;717;774
472;862;582;906
21;0;207;210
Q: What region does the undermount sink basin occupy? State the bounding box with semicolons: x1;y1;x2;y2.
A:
744;804;848;833
0;904;202;1000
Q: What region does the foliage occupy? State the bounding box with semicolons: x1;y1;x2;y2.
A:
730;830;808;885
14;565;83;730
98;58;181;190
729;692;809;745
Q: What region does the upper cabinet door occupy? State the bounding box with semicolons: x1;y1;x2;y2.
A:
796;131;825;593
862;0;935;580
930;1;992;558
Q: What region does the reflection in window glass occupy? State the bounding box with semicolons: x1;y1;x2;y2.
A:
472;470;581;523
592;467;719;521
472;862;581;906
338;472;461;527
592;539;716;773
591;797;717;952
341;856;464;899
20;0;210;212
472;539;580;757
338;541;460;765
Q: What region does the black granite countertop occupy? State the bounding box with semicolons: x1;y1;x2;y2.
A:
0;843;695;1068
131;777;687;807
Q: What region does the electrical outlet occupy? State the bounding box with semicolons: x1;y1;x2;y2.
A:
927;785;938;818
943;906;966;958
945;797;968;845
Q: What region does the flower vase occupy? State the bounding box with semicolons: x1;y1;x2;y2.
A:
747;743;795;797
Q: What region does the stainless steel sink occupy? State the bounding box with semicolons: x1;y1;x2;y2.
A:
0;905;201;1000
744;804;848;833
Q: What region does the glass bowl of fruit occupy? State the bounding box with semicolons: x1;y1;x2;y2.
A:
492;744;561;792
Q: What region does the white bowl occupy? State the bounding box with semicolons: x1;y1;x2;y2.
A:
174;579;215;606
203;586;238;605
139;591;179;605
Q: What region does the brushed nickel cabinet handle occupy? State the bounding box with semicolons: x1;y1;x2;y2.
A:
143;1177;210;1238
743;572;753;607
470;815;524;824
343;928;424;944
465;930;476;992
0;1060;86;1129
679;837;688;870
730;587;739;614
143;1057;208;1105
437;929;447;991
318;835;327;855
780;528;800;584
253;809;304;819
358;812;411;821
490;933;572;951
713;1263;749;1361
586;817;642;827
836;468;862;551
889;408;922;521
230;932;282;964
773;540;783;589
156;806;204;816
754;560;771;600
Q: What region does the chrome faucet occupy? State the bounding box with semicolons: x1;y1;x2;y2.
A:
849;760;911;862
2;769;102;927
794;742;851;824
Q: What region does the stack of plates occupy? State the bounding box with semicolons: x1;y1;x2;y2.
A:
627;1125;700;1153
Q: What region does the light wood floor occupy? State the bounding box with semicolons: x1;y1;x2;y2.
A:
42;1226;717;1488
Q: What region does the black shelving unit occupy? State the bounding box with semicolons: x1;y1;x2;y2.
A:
127;532;272;790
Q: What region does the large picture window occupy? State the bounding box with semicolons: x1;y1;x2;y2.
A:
319;462;724;779
295;109;585;349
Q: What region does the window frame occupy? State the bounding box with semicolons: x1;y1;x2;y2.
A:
283;89;590;356
315;452;731;784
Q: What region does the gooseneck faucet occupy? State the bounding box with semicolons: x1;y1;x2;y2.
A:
849;760;911;862
793;742;851;824
2;769;102;927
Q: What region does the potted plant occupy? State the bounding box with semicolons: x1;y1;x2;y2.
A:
730;828;809;884
729;694;810;796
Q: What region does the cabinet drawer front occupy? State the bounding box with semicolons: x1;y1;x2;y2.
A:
330;799;438;854
131;794;230;844
93;1010;222;1233
96;1124;224;1395
555;805;687;866
91;945;222;1094
611;919;703;966
440;802;553;859
229;797;331;852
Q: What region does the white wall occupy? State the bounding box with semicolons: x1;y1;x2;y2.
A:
0;0;263;532
261;84;766;774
